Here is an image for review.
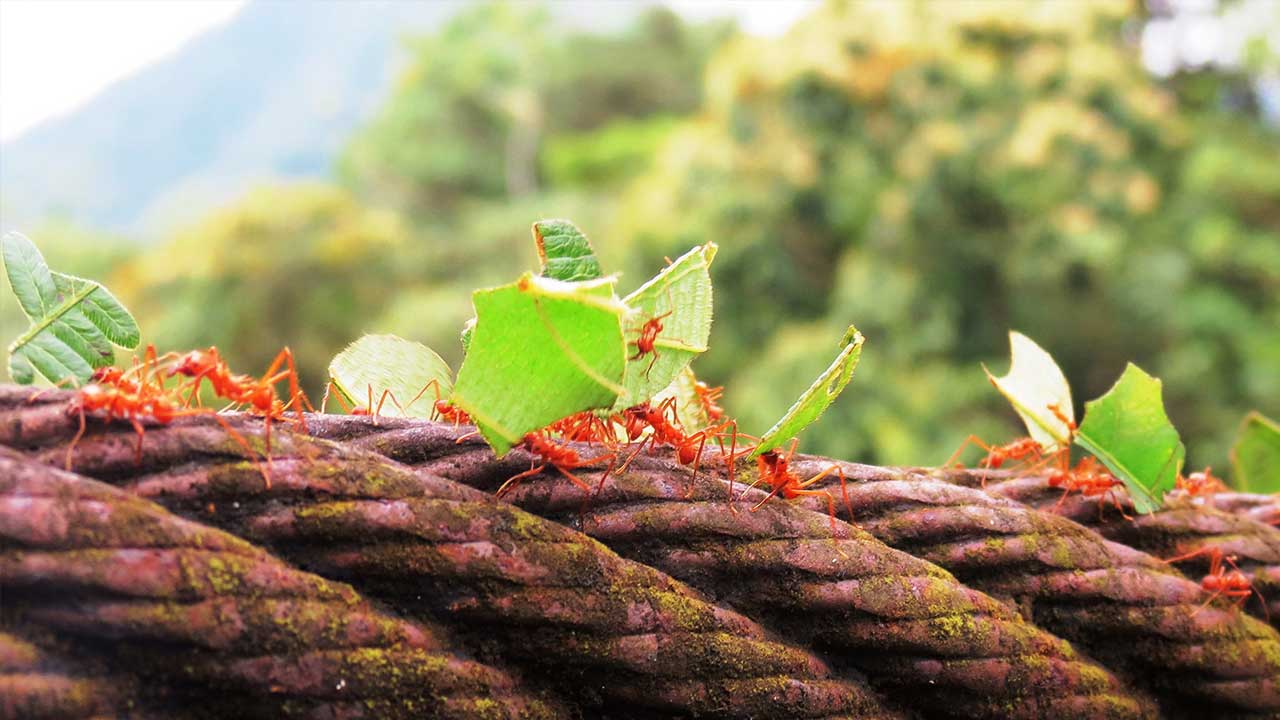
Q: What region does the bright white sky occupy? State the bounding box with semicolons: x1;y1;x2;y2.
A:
0;0;247;142
0;0;817;145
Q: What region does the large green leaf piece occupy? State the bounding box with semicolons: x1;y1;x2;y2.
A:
750;325;865;458
452;273;628;455
327;334;453;419
984;331;1074;451
1074;363;1185;514
534;219;604;282
611;243;716;410
1231;411;1280;493
2;231;140;385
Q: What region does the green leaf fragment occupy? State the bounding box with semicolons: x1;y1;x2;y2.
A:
750;325;865;459
534;219;604;282
1231;411;1280;493
327;334;453;419
611;243;716;410
984;331;1074;451
2;232;140;386
1074;363;1185;515
452;273;628;455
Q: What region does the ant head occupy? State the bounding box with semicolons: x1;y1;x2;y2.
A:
169;350;210;377
92;367;123;383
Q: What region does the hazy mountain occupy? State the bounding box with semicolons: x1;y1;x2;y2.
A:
0;0;464;236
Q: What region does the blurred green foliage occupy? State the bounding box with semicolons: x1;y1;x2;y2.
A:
8;1;1276;473
615;0;1279;468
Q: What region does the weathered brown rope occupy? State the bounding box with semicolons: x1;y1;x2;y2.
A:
302;418;1160;718
0;626;149;720
1204;493;1279;526
299;415;1280;718
0;447;563;720
943;471;1280;626
0;392;899;719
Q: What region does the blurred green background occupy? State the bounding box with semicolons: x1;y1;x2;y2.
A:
1;0;1276;470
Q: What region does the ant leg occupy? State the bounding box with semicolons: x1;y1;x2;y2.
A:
643;347;660;378
945;435;996;471
320;380;356;414
264;347;311;428
1164;546;1216;565
750;480;790;512
498;464;546;498
130;418;146;465
65;405;88;471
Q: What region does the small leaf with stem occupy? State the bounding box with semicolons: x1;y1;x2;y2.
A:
2;231;140;385
749;325;865;459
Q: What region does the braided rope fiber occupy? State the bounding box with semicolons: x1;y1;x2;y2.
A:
0;391;899;719
299;415;1280;718
304;417;1159;719
945;470;1280;627
0;626;151;720
0;448;563;720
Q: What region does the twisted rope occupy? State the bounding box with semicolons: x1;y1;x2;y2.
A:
0;392;898;719
302;416;1280;718
0;626;147;720
945;471;1280;626
0;448;562;720
310;418;1159;718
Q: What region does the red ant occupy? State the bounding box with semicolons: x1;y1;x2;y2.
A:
693;380;725;423
167;346;311;462
399;379;470;427
65;381;258;478
1175;466;1227;501
741;438;853;536
617;398;740;489
628;308;673;378
1047;456;1131;519
1164;547;1264;617
549;411;617;445
499;431;616;498
946;436;1050;488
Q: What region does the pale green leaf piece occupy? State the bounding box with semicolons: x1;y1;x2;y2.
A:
534;219;604;282
1074;363;1185;515
1231;411;1280;493
749;325;865;459
984;331;1074;451
452;273;628;455
327;334;453;419
2;231;140;386
610;243;716;410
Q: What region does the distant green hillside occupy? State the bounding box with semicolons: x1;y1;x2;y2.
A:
0;0;463;235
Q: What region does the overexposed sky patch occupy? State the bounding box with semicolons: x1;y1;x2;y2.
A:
0;0;247;142
0;0;813;144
